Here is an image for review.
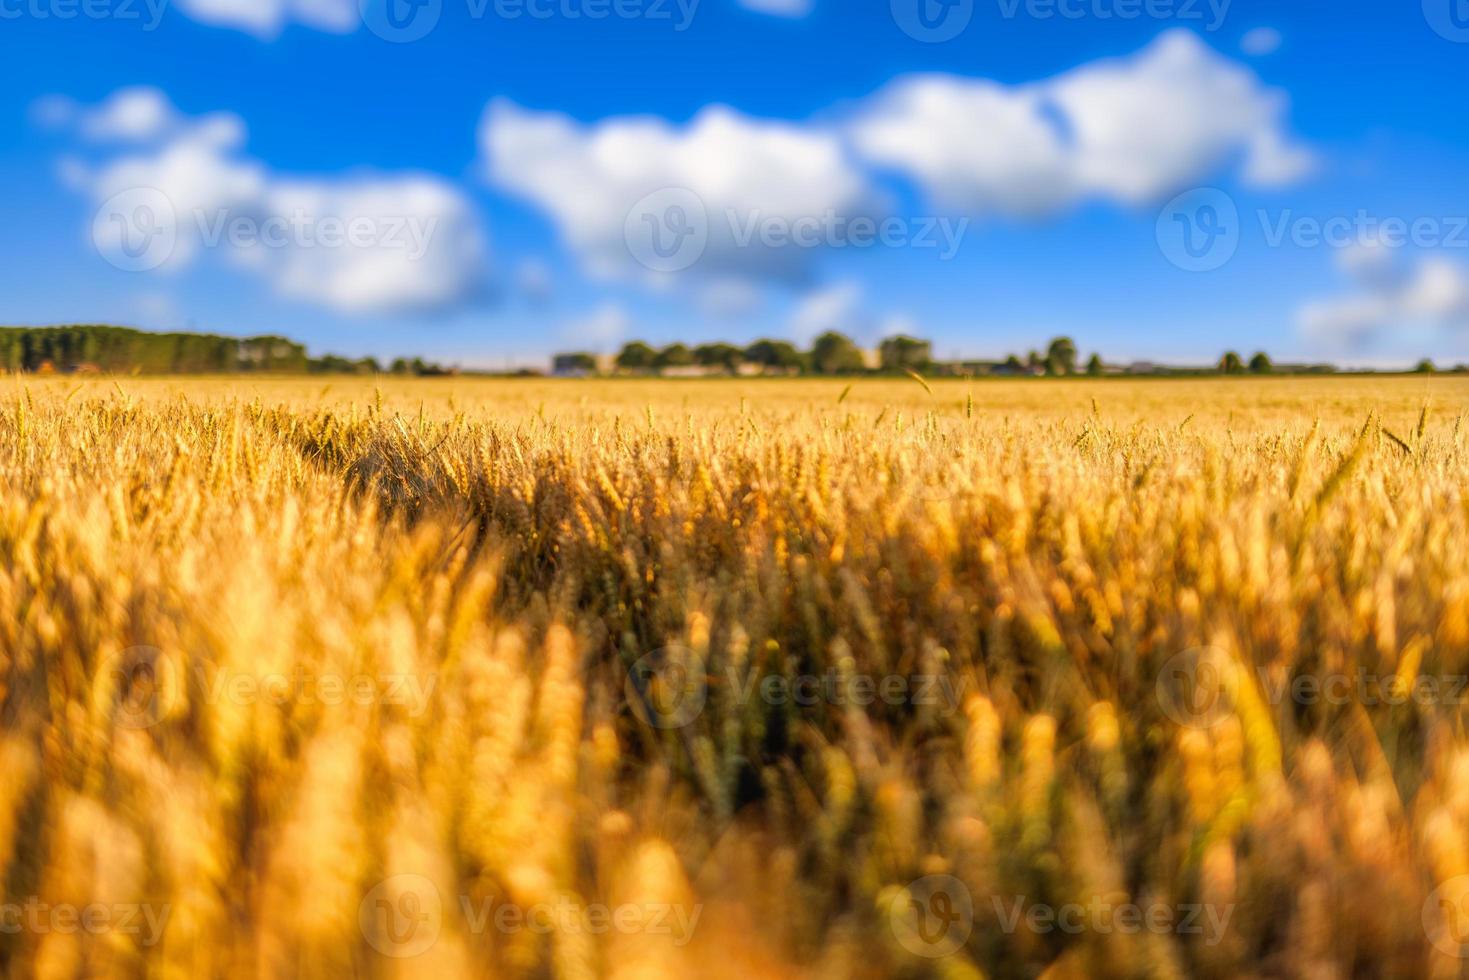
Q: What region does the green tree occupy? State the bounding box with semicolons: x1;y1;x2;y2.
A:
1086;353;1104;376
1415;358;1437;374
694;343;743;371
1249;352;1273;374
743;339;805;372
1046;336;1078;376
616;341;658;371
552;352;598;374
811;332;866;375
878;335;933;373
1219;351;1246;375
654;343;695;369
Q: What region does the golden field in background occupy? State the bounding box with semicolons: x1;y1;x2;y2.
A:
1;375;1468;978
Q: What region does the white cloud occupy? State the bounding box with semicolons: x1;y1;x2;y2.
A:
1240;27;1282;56
789;282;861;344
849;30;1313;215
77;88;182;142
561;303;631;350
699;278;765;318
34;87;235;146
737;0;814;16
1299;248;1469;346
787;283;917;347
65;91;488;315
479;100;876;286
516;258;554;304
172;0;358;37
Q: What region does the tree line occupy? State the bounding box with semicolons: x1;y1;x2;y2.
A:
561;335;1105;376
0;326;452;376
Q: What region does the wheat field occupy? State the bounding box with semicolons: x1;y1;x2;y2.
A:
2;375;1468;978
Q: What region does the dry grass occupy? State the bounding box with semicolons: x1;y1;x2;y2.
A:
1;375;1468;978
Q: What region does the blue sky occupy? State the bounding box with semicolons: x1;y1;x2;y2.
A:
2;0;1468;368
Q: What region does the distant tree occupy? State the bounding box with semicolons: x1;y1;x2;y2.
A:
1249;352;1273;374
694;343;743;371
1003;355;1025;374
1219;351;1246;375
879;335;933;373
1046;336;1078;376
743;339;806;372
1415;358;1437;374
552;352;598;374
616;341;658;371
1086;353;1104;376
654;343;695;369
811;332;866;375
390;358;412;375
1026;350;1043;372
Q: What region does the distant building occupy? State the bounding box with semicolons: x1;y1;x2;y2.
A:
551;353;616;377
659;365;726;378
